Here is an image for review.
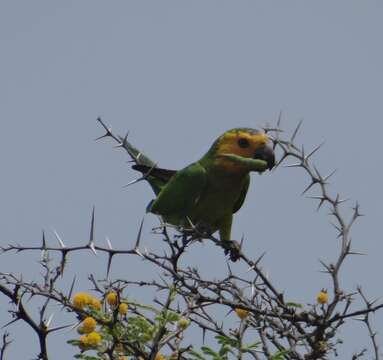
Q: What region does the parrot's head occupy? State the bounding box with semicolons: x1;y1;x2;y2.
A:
209;128;275;173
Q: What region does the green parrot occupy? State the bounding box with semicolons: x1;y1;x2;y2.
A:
122;128;275;244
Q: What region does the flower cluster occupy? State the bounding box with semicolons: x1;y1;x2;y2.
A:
235;307;249;320
72;292;101;311
79;331;102;348
69;289;192;358
317;290;329;305
70;290;133;355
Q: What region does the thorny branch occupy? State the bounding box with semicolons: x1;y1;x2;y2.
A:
0;332;11;360
0;117;381;359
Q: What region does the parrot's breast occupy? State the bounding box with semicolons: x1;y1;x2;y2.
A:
189;172;247;227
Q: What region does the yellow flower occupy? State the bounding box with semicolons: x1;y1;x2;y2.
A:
118;303;128;315
89;297;102;311
235;308;249;320
79;331;102;347
317;290;329;305
73;292;91;309
178;318;190;329
155;354;167;360
79;335;88;346
106;292;118;306
81;317;97;333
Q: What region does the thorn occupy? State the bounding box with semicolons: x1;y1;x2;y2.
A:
123;178;143;187
246;252;266;272
352;317;365;322
67;320;83;333
42;231;47;249
313;165;322;179
226;262;233;276
290;119;303;144
1;318;20;329
60;252;68;275
239;234;244;249
318;259;331;272
106;253;114;278
369;297;382;306
333;194;350;206
301;144;305;159
135;248;144;258
337;198;349;205
113;142;124;148
323;169;337;182
348;251;367;256
89;242;98;256
319;270;331;274
123;163;158;188
48;323;76;334
283;162;302;168
114;133;129;149
106;237;113;250
329;221;342;233
95;117;112;140
45;313;54;328
263;121;271;133
316;200;326;211
353;202;364;217
134;217;145;249
95;132;111;141
122;131;130;146
305;142;325;161
40;231;48;261
88;207;95;246
53;229;66;248
255;251;266;266
277;110;282;128
306;195;325;200
306;195;327;211
301;179;318;195
273;153;288;168
68;276;76;300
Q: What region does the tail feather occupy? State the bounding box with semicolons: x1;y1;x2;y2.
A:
132;164;176;195
121;136;175;195
132;164;176;182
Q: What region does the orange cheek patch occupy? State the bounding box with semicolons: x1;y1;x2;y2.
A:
216;132;269;158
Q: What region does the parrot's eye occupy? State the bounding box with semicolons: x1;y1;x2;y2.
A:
238;138;250;148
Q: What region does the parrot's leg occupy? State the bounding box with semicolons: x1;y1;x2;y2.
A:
218;154;268;173
218;213;233;241
218;214;241;262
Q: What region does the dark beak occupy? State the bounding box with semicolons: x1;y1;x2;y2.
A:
253;144;275;170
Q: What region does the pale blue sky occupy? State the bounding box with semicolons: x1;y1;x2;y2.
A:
0;1;382;358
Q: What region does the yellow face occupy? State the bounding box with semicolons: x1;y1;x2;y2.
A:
214;129;271;172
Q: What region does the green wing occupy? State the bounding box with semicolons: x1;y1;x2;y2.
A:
233;174;250;213
149;162;207;224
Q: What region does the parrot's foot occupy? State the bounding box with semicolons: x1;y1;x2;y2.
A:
221;240;241;262
194;222;213;236
177;222;210;246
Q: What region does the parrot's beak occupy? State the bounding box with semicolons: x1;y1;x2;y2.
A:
253;144;275;170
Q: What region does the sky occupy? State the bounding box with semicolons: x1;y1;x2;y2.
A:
0;1;382;358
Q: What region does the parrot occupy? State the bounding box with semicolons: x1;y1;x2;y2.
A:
121;128;275;250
